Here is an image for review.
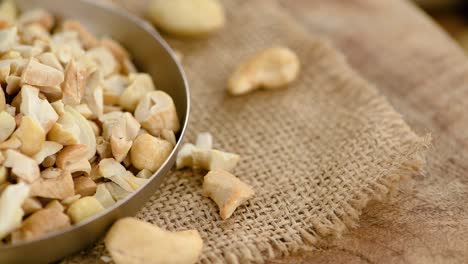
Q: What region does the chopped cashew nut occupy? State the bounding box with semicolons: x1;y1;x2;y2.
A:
102;74;128;105
61;59;87;106
18;9;54;31
203;169;254;219
119;73;155;112
195;132;213;150
192;148;240;172
93;184;116;208
12;209;70;243
0;27;17;53
161;129;176;146
61;194;81;207
105;217;203;264
85;47;118;77
66;196;104;224
136;169;153;179
147;0;225;37
4;149;40;183
32;141;63;164
96;136;112;159
45;200;65;212
62;106;96;160
176;143;195;169
56;144;91;175
83;70;103;118
47;111;80;145
42;155;56;168
36;52;63;71
12;44;43;57
0;111;15;142
228;47;300;95
11;115;45;156
0;0;16;26
21;59;64;87
20;85;59;132
6;75;21;95
130;134;173;172
40;167;62;179
134;90;180;136
104;182;131;201
98;158;147;192
30;169;74;199
0;183;30;240
22;197;42;215
50;31;84;64
62;20;98;49
73;176;97;196
0;137;20;150
101;38;130;67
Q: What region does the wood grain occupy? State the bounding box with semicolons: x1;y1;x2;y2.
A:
114;0;468;263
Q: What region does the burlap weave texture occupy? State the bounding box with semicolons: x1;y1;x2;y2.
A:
65;0;427;263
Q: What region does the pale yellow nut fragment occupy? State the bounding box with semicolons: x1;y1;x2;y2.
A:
228;47;300;95
12;44;43;57
3;149;40;183
11;115;45;156
32;141;62;164
203;169;254;219
61;59;87;106
94;183;116;209
192;148;240;172
85;47;118;77
98;158;147;192
45;200;64;212
102;74;128;105
0;182;30;240
30;169;74;200
161;129;176;146
136;169;152;179
0;27;17;53
195;132;213;150
83;70;104;118
21;58;64;87
0;111;15;143
47;111;80;146
104;182;130;201
73;176;97;196
12;209;70;243
20;85;59;132
119;73;155;112
0;0;17;26
50;31;85;64
130;134;173;172
36;52;63;71
18;8;54;31
66;196;104;224
20;24;50;46
61;106;96;160
175;143;195;170
21;197;42;215
101;38;134;74
40;167;62;179
61;194;81;207
62;20;98;49
105;217;203;264
134;90;180;136
0;137;20;150
56;144;91;175
73;104;94;119
147;0;225;37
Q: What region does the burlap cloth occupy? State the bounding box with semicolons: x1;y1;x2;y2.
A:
64;0;428;263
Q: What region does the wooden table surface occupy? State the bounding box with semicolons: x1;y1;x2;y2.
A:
114;0;468;263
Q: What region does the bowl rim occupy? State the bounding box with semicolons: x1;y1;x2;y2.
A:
0;0;191;249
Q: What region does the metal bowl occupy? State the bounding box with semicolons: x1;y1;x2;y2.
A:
0;1;190;263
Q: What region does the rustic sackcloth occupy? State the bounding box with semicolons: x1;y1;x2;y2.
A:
65;0;428;263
